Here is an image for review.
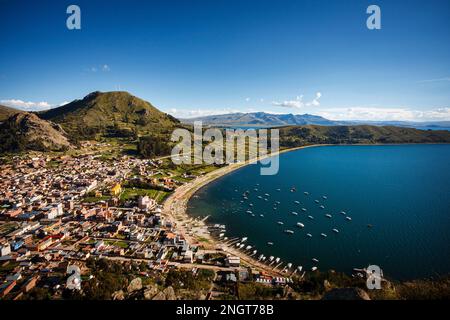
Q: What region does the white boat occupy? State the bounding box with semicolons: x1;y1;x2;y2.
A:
267;242;274;246
321;233;328;238
275;257;280;263
325;214;332;218
315;200;320;204
269;256;274;261
340;211;346;215
294;201;300;204
292;212;299;216
260;214;264;218
242;237;248;242
224;237;228;240
236;243;241;247
311;266;318;271
258;196;263;199
323;196;328;200
284;230;294;234
332;228;339;233
219;233;225;238
304;192;309;195
301;208;307;212
265;193;270;197
276;189;281;192
320;205;325;209
246;210;252;214
287;263;293;269
239;244;245;249
246;245;252;250
297;222;305;228
308;215;314;220
346;217;352;221
252;250;257;255
277;221;284;225
297;266;303;272
306;233;313;238
312;258;319;263
249;203;253;207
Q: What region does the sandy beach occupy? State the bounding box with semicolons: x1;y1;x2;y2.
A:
162;145;326;276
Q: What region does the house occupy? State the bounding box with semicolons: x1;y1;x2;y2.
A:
138;196;157;210
0;243;11;257
225;256;240;268
110;183;122;196
183;250;194;263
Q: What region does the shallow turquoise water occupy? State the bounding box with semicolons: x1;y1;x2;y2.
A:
187;145;450;280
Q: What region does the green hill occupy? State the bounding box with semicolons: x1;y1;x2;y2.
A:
279;125;450;147
0;104;21;122
38;91;180;140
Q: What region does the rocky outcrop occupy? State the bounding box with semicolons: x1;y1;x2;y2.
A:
127;278;143;293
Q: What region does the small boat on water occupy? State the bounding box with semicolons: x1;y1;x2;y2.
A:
287;263;293;269
332;228;339;233
224;237;228;240
236;243;241;247
260;214;264;218
267;242;274;246
297;266;303;272
249;203;254;207
320;205;325;209
265;193;270;197
258;196;263;199
323;196;328;200
294;201;300;204
276;189;281;192
277;221;284;225
304;192;309;195
258;254;264;260
346;217;352;221
325;214;332;218
315;200;320;204
275;257;280;263
297;222;305;228
292;212;299;216
251;214;255;217
284;230;294;235
269;256;275;261
312;258;319;263
311;267;318;271
301;208;307;212
306;233;313;238
308;215;314;220
246;210;252;214
239;244;245;249
275;201;281;204
241;237;248;242
252;250;257;255
246;245;252;250
291;187;296;192
340;211;347;215
321;233;328;238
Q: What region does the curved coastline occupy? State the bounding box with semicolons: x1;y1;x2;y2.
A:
162;144;327;275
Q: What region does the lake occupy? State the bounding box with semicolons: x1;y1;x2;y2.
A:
187;144;450;280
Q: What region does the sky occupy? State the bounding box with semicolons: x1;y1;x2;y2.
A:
0;0;449;121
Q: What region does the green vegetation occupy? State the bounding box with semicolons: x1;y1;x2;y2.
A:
279;125;450;147
38;91;181;142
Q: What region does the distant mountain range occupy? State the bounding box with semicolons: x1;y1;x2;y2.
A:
181;112;450;130
1;93;450;154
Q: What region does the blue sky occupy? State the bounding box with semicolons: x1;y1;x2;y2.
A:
0;0;449;121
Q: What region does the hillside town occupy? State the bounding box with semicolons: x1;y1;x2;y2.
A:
0;151;294;300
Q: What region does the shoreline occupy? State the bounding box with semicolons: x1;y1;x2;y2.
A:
162;143;450;276
162;144;327;276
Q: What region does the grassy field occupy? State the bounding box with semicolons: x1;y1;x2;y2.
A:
120;187;170;203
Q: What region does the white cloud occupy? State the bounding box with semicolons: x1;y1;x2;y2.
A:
0;99;52;111
272;92;322;109
245;97;251;102
102;64;111;72
167;108;242;119
316;107;450;122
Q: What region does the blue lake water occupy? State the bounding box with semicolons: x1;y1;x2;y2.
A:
187;145;450;280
